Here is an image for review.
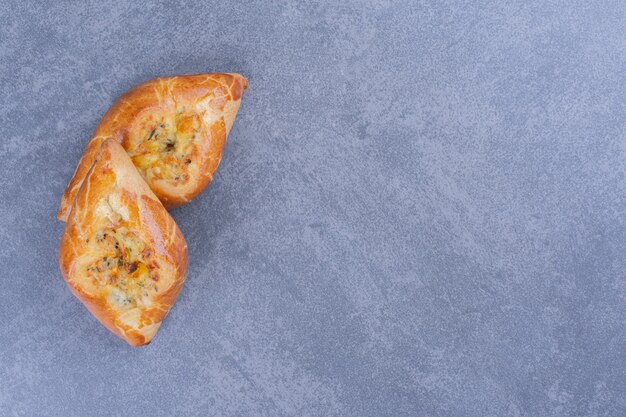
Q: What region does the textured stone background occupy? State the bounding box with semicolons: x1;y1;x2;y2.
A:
0;0;625;416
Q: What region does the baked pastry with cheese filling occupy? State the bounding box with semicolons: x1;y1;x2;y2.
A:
58;72;248;221
59;139;188;346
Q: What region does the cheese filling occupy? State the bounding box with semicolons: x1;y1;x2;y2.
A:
84;226;159;309
127;112;202;183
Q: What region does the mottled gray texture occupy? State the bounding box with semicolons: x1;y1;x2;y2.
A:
0;0;624;416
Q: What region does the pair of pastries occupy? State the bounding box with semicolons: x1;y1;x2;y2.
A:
59;73;248;346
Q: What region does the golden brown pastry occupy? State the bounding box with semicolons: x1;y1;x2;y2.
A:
59;139;188;346
58;72;248;221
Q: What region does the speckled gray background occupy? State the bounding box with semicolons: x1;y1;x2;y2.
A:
0;0;624;416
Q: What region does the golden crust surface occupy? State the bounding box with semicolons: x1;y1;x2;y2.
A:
58;72;248;221
59;139;188;346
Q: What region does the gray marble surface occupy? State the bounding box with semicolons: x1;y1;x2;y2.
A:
1;0;625;416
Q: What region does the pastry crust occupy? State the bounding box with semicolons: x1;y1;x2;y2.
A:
58;73;248;221
59;139;188;346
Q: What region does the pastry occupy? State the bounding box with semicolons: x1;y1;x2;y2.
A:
58;73;248;221
59;139;188;346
